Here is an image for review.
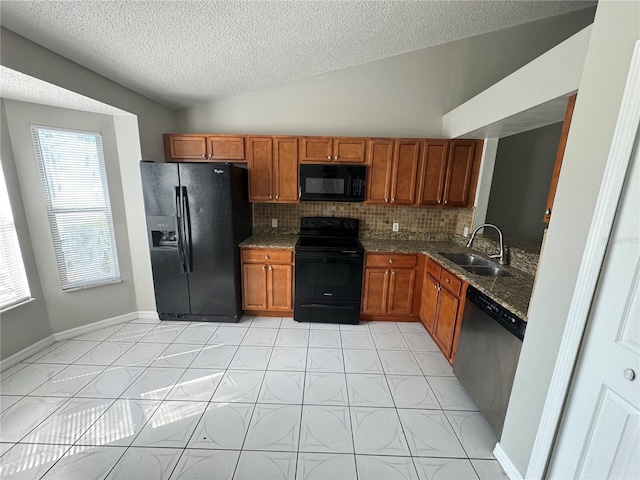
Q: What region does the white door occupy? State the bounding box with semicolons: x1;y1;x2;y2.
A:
548;128;640;478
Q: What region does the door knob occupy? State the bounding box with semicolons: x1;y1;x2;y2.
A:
624;369;636;381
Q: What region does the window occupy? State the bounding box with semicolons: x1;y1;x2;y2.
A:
32;126;120;290
0;161;31;309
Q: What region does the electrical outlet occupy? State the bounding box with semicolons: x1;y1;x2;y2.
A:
392;222;399;232
271;218;278;228
463;226;469;237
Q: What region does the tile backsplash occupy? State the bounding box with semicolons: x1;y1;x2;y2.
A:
253;202;474;239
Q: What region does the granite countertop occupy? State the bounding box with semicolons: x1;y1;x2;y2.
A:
361;238;534;321
240;235;534;321
239;235;297;249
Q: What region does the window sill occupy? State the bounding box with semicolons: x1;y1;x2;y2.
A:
62;278;122;293
0;297;36;314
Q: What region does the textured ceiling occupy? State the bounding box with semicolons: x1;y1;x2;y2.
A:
0;66;130;116
0;1;595;110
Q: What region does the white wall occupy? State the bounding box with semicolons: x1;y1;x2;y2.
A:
3;100;149;334
177;8;595;137
0;28;176;161
442;26;591;139
500;0;640;474
0;101;53;359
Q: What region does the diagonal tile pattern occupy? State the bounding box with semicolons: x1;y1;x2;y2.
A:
0;316;506;479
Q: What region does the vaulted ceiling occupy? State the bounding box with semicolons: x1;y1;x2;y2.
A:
0;1;596;110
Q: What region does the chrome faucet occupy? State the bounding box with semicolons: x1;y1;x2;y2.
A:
466;223;507;265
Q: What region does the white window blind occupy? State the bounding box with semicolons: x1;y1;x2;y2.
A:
0;161;31;309
32;126;120;290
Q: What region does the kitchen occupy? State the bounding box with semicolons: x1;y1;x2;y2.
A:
1;1;638;479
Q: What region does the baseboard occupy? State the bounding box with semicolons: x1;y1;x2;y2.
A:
0;336;56;372
494;442;524;480
1;311;158;372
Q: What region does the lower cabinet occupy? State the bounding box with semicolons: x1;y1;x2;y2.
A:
420;257;467;363
241;248;293;316
361;253;423;320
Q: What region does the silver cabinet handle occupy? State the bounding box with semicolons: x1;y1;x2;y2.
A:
624;369;636;381
299;187;301;199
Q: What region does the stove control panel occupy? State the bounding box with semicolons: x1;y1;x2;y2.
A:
300;217;359;237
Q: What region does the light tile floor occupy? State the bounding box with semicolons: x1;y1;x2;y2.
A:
0;316;509;480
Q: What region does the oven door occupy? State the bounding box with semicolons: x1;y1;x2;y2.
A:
294;251;364;324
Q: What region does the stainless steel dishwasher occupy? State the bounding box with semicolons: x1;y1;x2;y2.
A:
453;286;527;438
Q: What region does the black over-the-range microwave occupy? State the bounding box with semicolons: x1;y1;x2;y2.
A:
299;164;366;202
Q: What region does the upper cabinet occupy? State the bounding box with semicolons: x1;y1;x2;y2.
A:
163;134;246;162
300;136;367;163
247;136;299;203
416;139;482;208
544;93;577;223
365;139;421;205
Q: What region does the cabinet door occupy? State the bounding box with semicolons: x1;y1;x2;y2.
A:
544;94;577;222
387;268;416;315
268;264;293;310
390;140;420;205
300;137;333;163
247;137;273;202
443;140;476;207
420;273;439;333
273;137;299;203
206;135;246;161
163;134;207;161
333;138;367;163
242;263;268;310
416;140;448;205
433;287;459;357
361;268;389;314
365;140;393;204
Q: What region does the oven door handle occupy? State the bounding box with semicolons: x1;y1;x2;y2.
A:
299;303;355;310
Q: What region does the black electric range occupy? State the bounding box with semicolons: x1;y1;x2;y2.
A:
294;217;364;325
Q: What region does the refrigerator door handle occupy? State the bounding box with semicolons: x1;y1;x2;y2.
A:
174;186;187;273
180;186;193;272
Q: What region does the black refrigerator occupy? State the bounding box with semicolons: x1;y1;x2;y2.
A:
140;162;252;322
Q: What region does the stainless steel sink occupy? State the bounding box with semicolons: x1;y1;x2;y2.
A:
438;252;511;277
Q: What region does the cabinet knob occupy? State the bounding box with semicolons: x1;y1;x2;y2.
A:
444;200;448;205
268;266;272;271
624;368;636;381
202;154;207;158
334;156;338;160
265;255;269;259
445;278;450;283
385;197;388;202
269;195;272;200
327;155;332;160
434;284;437;289
385;270;389;275
275;195;279;200
545;208;551;215
262;265;266;270
389;259;393;264
437;200;442;204
391;271;396;276
391;198;395;203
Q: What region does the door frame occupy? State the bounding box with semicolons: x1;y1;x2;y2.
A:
526;40;640;479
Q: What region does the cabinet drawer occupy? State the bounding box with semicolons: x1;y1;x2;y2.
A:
366;253;417;269
242;248;292;264
440;269;462;296
426;257;442;280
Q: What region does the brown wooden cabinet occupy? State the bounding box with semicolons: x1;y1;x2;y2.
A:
361;253;423;320
163;134;246;162
241;248;293;316
365;139;421;205
247;136;299;203
416;139;482;208
419;257;467;363
300;137;367;163
544;93;577;223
